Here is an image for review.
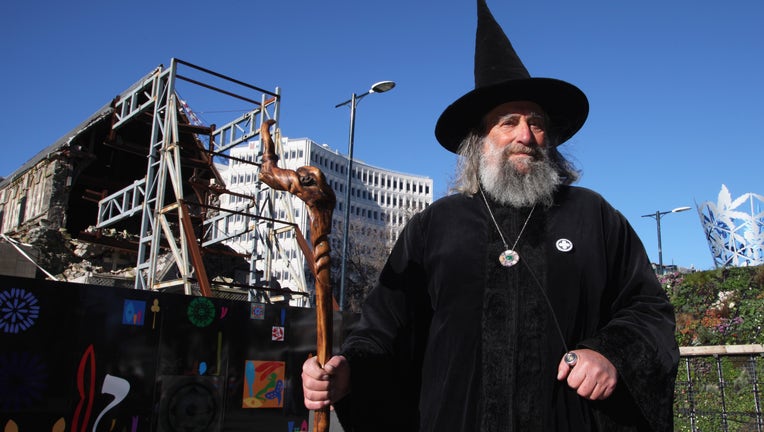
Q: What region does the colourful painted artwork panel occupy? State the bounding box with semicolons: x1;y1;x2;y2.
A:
250;303;265;320
122;299;145;326
242;360;285;409
0;288;40;334
271;326;285;341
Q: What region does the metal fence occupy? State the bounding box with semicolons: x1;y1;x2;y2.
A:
675;345;764;432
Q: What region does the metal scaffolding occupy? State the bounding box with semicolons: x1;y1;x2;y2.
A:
95;58;306;302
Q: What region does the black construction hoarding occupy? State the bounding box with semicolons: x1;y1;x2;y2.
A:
0;275;353;431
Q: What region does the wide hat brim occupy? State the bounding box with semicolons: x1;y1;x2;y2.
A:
434;77;589;153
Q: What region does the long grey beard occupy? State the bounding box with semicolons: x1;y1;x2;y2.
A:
479;146;561;208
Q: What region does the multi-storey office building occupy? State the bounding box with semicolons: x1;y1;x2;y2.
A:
220;136;434;305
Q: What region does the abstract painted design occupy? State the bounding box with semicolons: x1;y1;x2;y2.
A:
0;288;40;334
287;420;309;432
2;418;66;432
159;376;221;432
150;298;161;329
697;185;764;268
250;303;265;320
242;360;285;408
0;352;47;411
271;309;286;341
72;345;96;432
122;299;146;326
187;297;216;328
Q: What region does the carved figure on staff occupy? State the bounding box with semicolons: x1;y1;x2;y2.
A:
257;118;337;432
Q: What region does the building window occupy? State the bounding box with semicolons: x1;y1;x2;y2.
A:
17;196;27;226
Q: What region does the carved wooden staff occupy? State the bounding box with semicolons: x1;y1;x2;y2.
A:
258;119;337;432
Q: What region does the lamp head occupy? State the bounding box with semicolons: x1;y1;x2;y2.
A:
672;206;692;213
370;81;396;94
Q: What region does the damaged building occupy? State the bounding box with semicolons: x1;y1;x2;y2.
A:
0;59;302;303
0;98;138;281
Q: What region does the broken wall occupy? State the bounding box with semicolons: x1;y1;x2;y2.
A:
0;157;67;236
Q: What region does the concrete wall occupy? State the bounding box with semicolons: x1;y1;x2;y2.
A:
0;242;38;278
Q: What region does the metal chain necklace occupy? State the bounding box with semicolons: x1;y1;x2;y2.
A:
478;185;578;366
478;186;536;267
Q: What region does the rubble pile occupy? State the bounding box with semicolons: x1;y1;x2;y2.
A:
24;225;79;277
5;219;252;296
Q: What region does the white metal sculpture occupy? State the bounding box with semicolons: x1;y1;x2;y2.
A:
697;185;764;268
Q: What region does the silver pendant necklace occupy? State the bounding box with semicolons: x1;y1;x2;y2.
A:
478;186;536;267
477;185;578;367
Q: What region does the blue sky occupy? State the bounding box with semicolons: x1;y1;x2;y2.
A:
2;0;761;271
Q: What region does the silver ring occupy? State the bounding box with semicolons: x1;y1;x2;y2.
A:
564;351;578;367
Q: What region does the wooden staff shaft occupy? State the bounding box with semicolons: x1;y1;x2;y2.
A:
256;120;336;432
313;271;332;431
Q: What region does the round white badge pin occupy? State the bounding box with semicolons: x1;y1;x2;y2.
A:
556;238;573;252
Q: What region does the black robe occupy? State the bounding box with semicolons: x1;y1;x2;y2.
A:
335;186;678;431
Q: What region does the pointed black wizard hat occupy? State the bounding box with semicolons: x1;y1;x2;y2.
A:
434;0;589;153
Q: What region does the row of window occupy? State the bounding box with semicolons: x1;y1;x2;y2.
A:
229;148;306;166
227;194;253;204
229;152;258;166
332;205;411;227
225;206;302;224
310;151;431;196
312;153;347;175
227;168;428;214
229;173;254;185
328;224;401;247
327;179;429;209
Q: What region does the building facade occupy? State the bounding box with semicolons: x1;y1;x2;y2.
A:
220;136;434;302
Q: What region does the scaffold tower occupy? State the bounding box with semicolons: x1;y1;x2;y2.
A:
94;58;308;302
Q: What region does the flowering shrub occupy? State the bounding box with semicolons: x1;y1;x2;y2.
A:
669;266;764;431
663;265;764;346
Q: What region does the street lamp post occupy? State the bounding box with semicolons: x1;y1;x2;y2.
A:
335;81;395;310
641;206;691;274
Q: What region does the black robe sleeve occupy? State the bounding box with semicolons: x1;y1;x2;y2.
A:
575;195;679;431
334;211;431;431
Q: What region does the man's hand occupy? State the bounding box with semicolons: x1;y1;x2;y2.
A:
302;355;351;410
556;349;617;400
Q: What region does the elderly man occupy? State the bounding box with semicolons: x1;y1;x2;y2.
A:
302;1;678;430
